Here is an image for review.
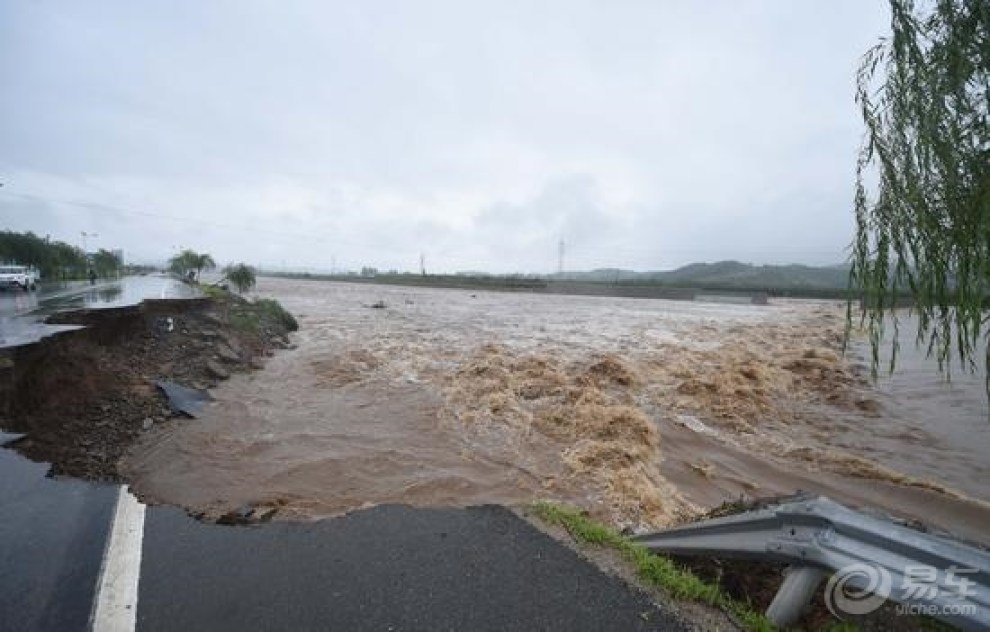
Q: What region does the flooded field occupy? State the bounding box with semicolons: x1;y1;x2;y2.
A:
123;278;990;539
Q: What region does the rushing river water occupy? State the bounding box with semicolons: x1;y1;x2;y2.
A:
123;278;990;540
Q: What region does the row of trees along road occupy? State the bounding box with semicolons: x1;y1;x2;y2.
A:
0;230;121;280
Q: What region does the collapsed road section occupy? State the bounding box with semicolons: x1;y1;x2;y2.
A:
0;282;697;632
0;286;298;480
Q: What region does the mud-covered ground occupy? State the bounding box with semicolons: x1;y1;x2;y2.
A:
0;292;297;480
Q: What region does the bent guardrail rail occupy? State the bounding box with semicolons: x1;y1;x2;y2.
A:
633;494;990;630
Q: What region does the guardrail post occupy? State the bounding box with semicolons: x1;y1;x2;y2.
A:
765;565;826;628
633;494;990;630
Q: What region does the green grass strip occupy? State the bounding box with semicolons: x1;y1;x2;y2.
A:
197;283;228;299
530;502;775;632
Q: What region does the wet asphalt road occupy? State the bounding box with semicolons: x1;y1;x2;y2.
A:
0;442;685;631
0;275;199;318
137;505;681;632
0;276;198;348
0;442;118;632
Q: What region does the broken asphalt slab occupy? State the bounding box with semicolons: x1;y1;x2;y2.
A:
155;380;214;418
0;432;27;446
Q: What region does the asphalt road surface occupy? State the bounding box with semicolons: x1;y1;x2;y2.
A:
0;275;198;318
0;440;118;632
0;445;686;632
0;276;198;348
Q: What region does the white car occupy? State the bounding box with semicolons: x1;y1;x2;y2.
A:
0;265;39;291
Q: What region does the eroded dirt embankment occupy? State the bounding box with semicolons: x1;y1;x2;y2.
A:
0;293;296;480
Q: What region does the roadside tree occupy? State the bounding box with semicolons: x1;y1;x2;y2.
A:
169;249;216;282
850;0;990;386
223;263;257;293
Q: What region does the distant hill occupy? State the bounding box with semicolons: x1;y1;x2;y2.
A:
559;261;850;291
656;261;850;289
275;260;854;299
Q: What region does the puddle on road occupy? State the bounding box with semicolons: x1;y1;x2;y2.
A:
123;278;990;535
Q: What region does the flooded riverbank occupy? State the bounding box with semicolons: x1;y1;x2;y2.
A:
123;278;990;539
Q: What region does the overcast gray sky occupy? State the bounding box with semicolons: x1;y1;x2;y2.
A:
0;0;889;273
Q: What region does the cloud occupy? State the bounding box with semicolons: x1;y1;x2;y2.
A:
0;0;889;272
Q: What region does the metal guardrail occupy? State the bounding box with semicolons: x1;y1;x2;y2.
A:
633;494;990;630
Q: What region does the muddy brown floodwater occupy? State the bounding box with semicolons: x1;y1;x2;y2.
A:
123;278;990;542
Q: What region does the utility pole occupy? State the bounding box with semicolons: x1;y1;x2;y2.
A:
420;252;426;277
557;238;565;276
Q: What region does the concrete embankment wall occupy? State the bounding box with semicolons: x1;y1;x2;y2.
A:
543;282;698;301
545;283;769;305
294;275;771;305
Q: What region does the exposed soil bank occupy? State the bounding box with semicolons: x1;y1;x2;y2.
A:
0;292;296;480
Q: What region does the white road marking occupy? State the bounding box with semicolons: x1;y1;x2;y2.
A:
92;487;146;632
